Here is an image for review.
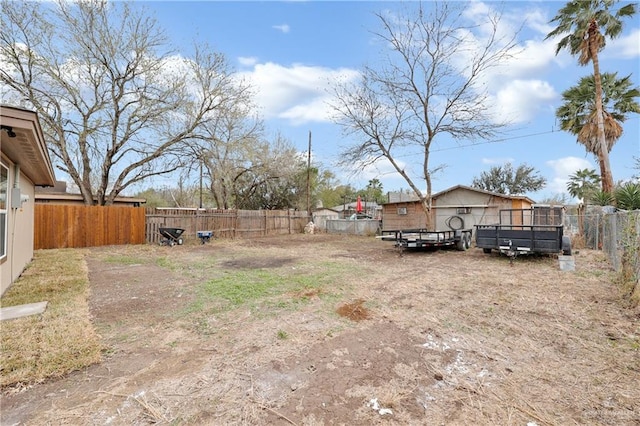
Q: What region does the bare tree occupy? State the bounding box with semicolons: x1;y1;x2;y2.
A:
331;2;518;229
191;102;264;209
1;0;243;205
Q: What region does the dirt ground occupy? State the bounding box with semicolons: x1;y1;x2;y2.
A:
1;234;639;425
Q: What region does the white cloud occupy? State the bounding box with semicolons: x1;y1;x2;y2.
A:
605;29;640;59
492;79;557;124
238;56;258;67
440;3;565;125
273;24;290;34
497;38;562;78
278;97;331;125
546;156;594;194
239;62;360;124
519;8;554;36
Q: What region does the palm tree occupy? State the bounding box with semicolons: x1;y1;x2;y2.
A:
567;169;601;202
556;73;640;177
366;178;384;204
546;0;637;193
567;168;601;235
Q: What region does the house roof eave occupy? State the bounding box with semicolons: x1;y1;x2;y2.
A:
1;105;56;186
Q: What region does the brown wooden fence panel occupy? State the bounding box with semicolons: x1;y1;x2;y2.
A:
236;210;265;239
145;208;310;243
34;204;145;249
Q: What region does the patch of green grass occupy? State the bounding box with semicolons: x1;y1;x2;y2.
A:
0;249;102;388
184;261;348;322
203;270;282;305
277;330;289;340
103;255;146;265
156;256;177;271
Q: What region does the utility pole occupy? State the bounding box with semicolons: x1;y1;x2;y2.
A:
306;131;311;219
199;159;203;209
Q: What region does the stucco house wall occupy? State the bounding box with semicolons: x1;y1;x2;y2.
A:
432;186;531;231
1;105;55;295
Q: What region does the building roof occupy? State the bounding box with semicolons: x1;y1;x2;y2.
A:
34;180;146;205
384;184;536;205
1;104;55;186
432;184;536;204
34;192;146;206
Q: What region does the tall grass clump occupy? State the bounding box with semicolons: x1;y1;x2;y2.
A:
0;249;102;388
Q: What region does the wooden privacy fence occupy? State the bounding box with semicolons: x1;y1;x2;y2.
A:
34;204;146;249
145;208;310;244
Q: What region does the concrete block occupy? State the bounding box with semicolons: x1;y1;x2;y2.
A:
558;255;575;272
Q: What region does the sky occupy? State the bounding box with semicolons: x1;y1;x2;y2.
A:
143;1;639;201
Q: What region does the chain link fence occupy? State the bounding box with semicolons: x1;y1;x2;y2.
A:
565;209;639;294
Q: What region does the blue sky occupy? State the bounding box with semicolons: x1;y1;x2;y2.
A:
144;1;640;201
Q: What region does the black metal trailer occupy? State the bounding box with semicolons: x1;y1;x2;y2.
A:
475;206;571;259
380;228;473;251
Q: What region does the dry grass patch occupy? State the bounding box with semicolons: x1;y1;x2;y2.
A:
0;249;102;389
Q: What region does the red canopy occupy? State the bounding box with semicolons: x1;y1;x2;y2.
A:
356;196;363;213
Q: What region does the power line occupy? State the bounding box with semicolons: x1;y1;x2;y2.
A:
431;129;560;153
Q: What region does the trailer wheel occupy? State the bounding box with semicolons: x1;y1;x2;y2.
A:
562;235;572;256
464;233;472;250
456;236;468;251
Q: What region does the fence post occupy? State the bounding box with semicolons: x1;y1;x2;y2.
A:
595;214;599;250
611;213;618;269
234;210;238;239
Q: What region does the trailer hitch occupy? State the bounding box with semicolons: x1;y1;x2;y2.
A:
499;239;517;265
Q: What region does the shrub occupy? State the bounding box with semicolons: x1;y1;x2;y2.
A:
615;182;640;210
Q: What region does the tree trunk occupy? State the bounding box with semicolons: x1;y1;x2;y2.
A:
420;198;434;230
589;20;614;193
421;146;434;231
577;203;585;237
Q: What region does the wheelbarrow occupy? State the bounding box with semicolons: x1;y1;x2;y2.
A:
197;230;214;244
159;227;185;246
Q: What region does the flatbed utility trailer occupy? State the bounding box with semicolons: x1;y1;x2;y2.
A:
475;206;571;259
380;228;473;251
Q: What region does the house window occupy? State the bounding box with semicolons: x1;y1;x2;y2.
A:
456;207;471;214
397;207;407;215
0;162;7;260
